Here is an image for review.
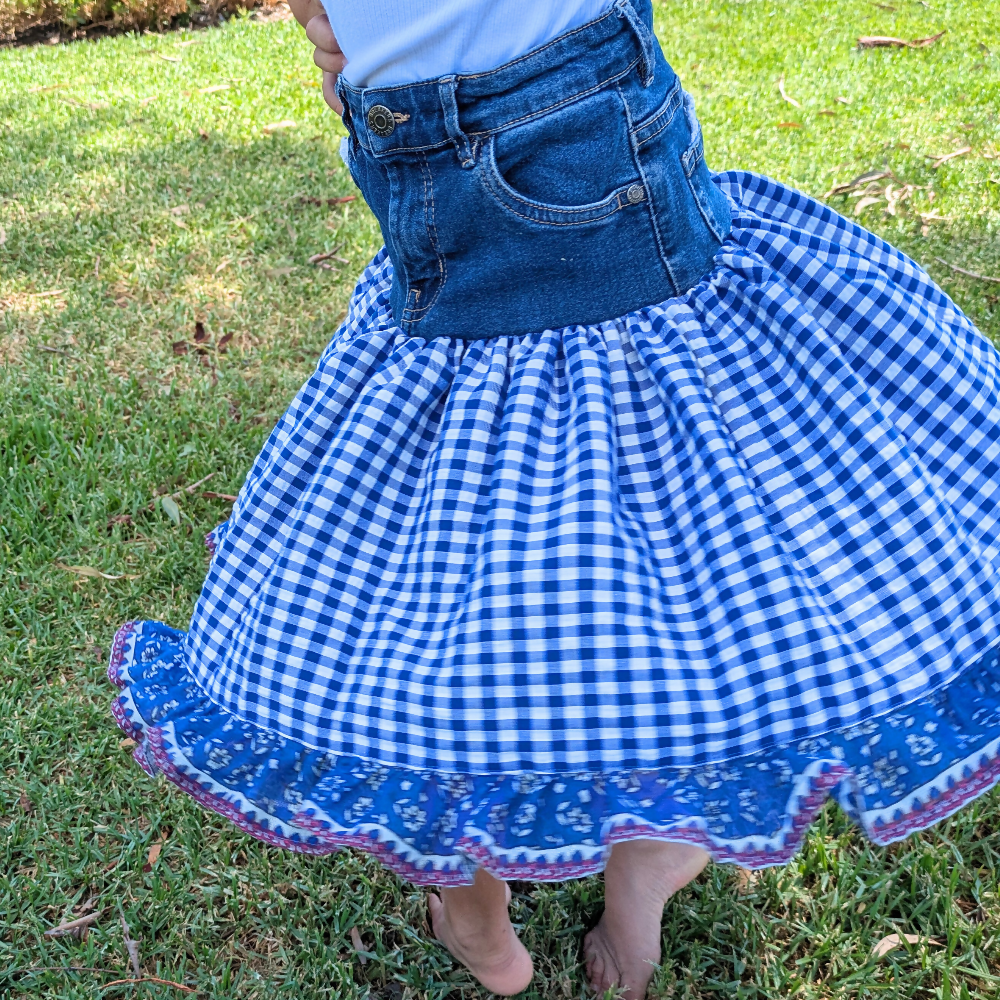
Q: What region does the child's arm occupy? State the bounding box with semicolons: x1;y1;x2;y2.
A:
286;0;346;113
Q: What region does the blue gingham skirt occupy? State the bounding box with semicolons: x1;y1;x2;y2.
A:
110;172;1000;882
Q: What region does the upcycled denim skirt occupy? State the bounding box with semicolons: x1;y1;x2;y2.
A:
109;0;1000;884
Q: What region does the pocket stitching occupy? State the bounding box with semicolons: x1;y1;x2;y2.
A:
480;137;638;226
679;93;706;179
629;76;683;148
478;58;642;138
402;153;447;322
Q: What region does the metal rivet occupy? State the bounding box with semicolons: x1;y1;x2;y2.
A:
626;183;646;204
367;104;395;137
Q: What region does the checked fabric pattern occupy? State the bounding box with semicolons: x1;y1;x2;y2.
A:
182;170;1000;774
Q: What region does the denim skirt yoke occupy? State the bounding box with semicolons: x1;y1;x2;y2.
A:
336;0;731;339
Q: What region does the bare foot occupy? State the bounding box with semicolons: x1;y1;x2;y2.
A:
428;871;533;996
584;840;709;998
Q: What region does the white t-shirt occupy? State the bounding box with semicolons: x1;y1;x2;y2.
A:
324;0;612;88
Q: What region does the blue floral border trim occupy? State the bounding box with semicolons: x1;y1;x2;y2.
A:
109;621;1000;886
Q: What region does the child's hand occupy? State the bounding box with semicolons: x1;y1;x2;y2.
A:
286;0;345;114
285;0;322;29
305;13;346;114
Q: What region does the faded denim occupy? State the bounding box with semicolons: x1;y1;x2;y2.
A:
336;0;731;340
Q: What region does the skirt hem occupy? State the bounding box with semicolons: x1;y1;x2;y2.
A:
109;620;1000;886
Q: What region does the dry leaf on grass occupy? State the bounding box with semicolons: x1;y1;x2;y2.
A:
930;145;972;169
884;182;915;216
854;195;884;215
858;30;946;49
921;214;951;235
44;911;103;938
199;84;230;94
56;563;139;581
265;266;297;277
0;226;6;246
818;109;837;117
777;122;801;129
193;320;207;342
202;491;238;502
871;932;941;958
170;205;189;216
28;83;69;93
836;95;853;105
777;76;801;108
350;926;369;964
264;119;297;133
100;978;195;994
309;249;349;265
19;790;33;812
217;332;234;352
120;737;137;748
149;474;217;510
120;914;142;978
825;170;892;198
297;194;356;207
157;54;181;63
143;840;164;873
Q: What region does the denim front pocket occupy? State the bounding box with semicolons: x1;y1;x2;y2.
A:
478;88;645;227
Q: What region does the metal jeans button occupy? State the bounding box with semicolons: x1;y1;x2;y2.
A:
367;105;395;137
626;183;646;204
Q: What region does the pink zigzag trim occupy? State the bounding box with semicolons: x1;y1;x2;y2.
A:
106;620;1000;884
141;727;334;856
110;707;854;884
107;620;139;690
867;748;1000;845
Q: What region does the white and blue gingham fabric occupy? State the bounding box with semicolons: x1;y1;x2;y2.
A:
185;171;1000;774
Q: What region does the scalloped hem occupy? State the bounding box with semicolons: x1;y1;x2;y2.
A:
108;620;1000;886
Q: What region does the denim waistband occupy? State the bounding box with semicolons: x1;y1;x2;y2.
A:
337;0;656;164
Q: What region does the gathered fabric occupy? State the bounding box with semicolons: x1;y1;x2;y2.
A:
109;171;1000;883
180;173;1000;773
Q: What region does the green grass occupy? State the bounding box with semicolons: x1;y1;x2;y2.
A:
2;2;1000;997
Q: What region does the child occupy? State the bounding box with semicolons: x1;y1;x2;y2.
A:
109;2;1000;996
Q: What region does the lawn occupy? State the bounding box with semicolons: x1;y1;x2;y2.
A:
2;1;1000;997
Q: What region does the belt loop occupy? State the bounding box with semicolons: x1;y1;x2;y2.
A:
438;76;475;169
614;0;655;87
